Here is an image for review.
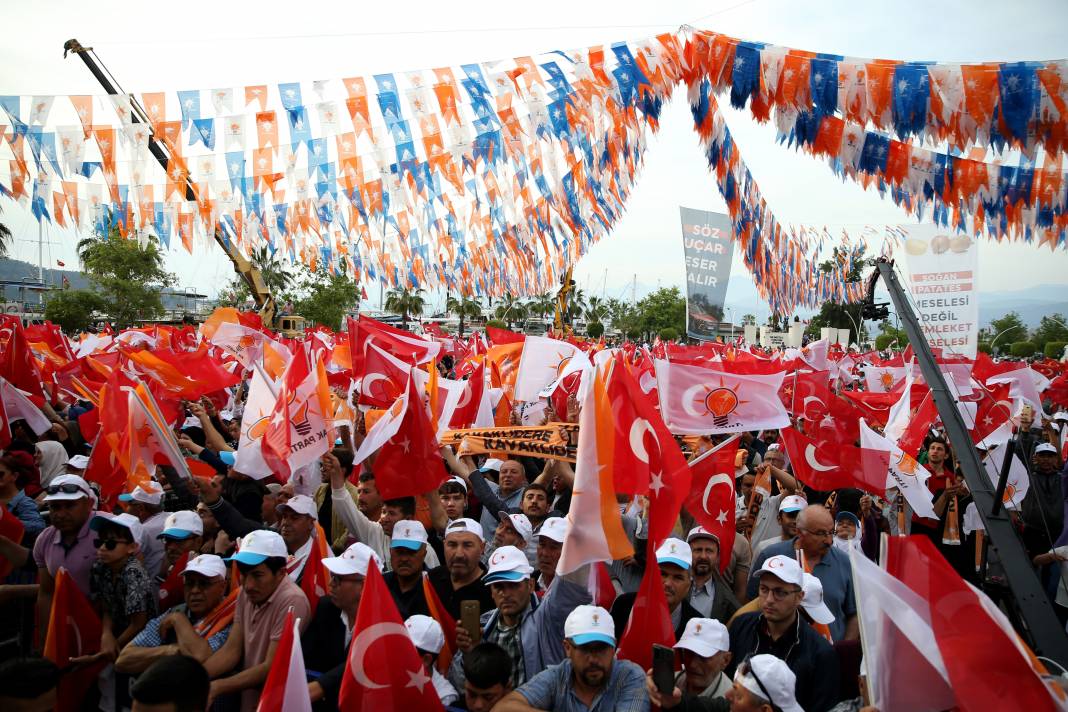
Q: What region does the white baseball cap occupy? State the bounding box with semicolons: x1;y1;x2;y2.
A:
441;476;468;493
800;573;835;625
160;510;204;539
444;518;484;543
778;495;807;513
90;512;144;544
480;458;504;472
276;494;317;518
483;545;534;584
181;416;202;430
227;529;288;565
502;513;533;543
182;554;228;579
755;555;804;588
655;537;692;570
405;614;445;654
674;617;730;658
1036;443;1058;455
119;482;164;506
1053;412;1068;422
391;520;429;551
686;526;720;545
43;474;94;502
538;517;568;543
67;454;90;470
322;542;381;577
564;604;616;647
737;654;804;712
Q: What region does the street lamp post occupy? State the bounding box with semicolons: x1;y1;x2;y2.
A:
989;325;1026;354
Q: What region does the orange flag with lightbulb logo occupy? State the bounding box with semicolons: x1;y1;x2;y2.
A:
652;359;790;436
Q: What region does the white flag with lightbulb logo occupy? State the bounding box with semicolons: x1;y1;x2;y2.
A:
653;360;789;435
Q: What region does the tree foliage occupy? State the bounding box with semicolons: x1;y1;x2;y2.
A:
1010;341;1037;357
0;205;11;258
586;321;605;339
1046;341;1067;359
44;289;107;333
494;294;528;329
76;226;175;328
446;295;483;337
804;249;868;342
384;287;425;327
632;287;686;341
291;263;360;330
1031;314;1068;353
987;311;1028;348
874;321;907;351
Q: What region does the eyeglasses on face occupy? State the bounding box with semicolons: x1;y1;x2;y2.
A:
94;538;131;550
738;655;777;707
757;583;802;601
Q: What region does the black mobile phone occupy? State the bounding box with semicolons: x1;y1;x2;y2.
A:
652;643;675;695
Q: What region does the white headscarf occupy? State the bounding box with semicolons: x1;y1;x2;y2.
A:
35;441;69;488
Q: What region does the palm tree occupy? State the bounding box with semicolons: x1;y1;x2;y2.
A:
742;313;757;326
531;292;555;319
494;294;529;330
567;287;587;323
248;244;293;296
384;287;426;328
0;205;11;258
446;294;483;337
584;296;609;324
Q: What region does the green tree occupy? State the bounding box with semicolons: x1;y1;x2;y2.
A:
586;321;605;339
446;295;483;337
741;313;757;326
1031;314;1068;353
1010;341;1037;358
584;296;609;324
804;249;868;343
76;225;175;328
44;289;107;333
874;320;907;351
1046;342;1067;359
988;311;1028;352
486;319;507;330
494;294;528;329
634;287;686;341
0;205;11;258
566;287;587;323
218;245;294;307
292;263;360;330
659;327;680;341
384;287;425;328
530;292;555;319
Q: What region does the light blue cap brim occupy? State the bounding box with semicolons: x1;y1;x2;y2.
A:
226;551;268;566
118;494;134;502
570;632;615;647
390;540;425;551
483;570;529;584
159;528;196;540
657;556;691;571
218;451;236;466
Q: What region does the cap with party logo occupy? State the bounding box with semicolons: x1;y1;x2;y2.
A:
800;573;835;625
405;614;445;654
778;495;807;513
322;542;381;577
66;454;90;470
160;510;204;539
390;520;429;551
737;654;804;712
755;555;804;588
118;482;164;506
538;517;568;543
444;518;484;542
503;513;533;543
226;529;288;565
483;545;534;584
90;512;144;544
686;526;720;545
655;537;692;570
1036;442;1058;455
43;474;94;503
276;494;317;518
181;554;227;579
674;617;730;658
564;605;616;647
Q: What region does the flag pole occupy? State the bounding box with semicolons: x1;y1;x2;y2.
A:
686;433;740;468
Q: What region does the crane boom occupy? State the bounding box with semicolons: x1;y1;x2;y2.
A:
63;39;276;326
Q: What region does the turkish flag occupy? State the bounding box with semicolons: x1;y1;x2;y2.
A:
358;343;409;408
354;376;446;500
682;439;739;573
779;426;873;492
448;360;485;429
616;550;676;672
348;315;441;381
44;569;105;712
257;609;312;712
339;564;445;712
0;315;45;405
300;525;331;618
898;391;939;457
792;370;832;422
0;506;25;578
485;325;525;345
968;383;1013;445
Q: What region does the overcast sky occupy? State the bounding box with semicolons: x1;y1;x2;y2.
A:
2;0;1066;318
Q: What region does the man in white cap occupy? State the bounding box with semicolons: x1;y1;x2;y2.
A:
450;546;592;692
438;476;470;522
1021;441;1065;560
303;542;380;711
687;527;740;624
753;495;807;560
427;518;495;619
275;493;318;584
119;482;168;587
645;617;734;709
203;529;311;712
611;537;703;639
440;450;528;542
116;554;234;674
488;512;534;563
729;555;838;712
495;604;648;711
728;654;804;712
533;516;567;595
382;519;434;619
154;510;206;607
33;474;98;647
406;614;460;706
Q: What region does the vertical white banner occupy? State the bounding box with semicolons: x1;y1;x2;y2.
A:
901;226;979;358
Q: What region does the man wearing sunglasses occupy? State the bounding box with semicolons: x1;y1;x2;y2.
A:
32;474;98;650
115;554;235;675
728;555;838;712
301;541;380;712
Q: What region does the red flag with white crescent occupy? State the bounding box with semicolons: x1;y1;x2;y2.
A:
682;438;739;573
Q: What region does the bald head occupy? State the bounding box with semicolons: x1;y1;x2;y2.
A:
796;505;834;558
797;505;832;531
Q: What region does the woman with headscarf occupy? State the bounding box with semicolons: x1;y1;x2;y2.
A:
34;440;69;489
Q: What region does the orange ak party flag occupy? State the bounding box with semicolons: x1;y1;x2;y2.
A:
44;568;105;712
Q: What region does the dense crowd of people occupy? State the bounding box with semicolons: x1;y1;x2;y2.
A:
1;333;1067;712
